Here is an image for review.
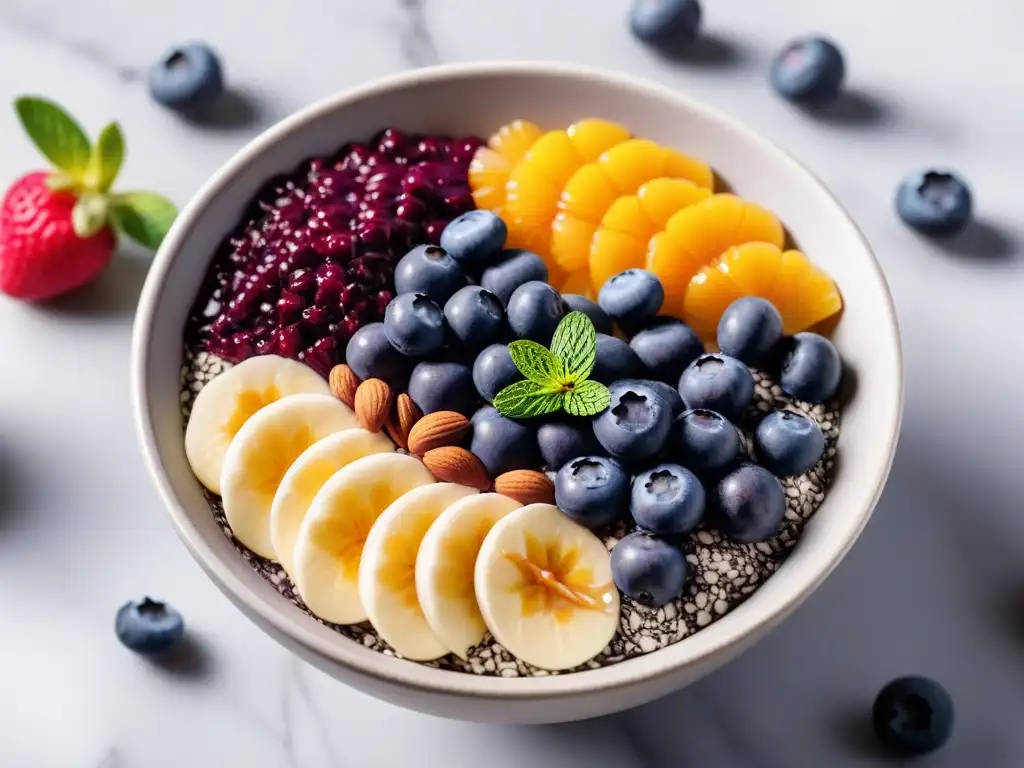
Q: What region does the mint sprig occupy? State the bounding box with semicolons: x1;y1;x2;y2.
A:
493;311;611;419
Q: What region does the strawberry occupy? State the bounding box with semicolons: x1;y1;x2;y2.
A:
0;96;178;301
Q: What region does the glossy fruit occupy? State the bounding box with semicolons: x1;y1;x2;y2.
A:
629;0;702;50
383;293;446;356
630;464;705;535
597;269;665;334
472;344;520;403
439;209;508;271
684;242;842;339
115;598;185;654
779;332;842;403
470;406;539;476
480;249;549;306
468;119;544;214
678;353;754;420
629;318;704;384
713;464;786;543
872;676;954;756
443;286;506;352
554;455;630;527
148;42;224;111
717;297;783;365
562;294;613;334
346;322;413;390
676;409;741;476
408;361;477;417
895;170;973;236
754;410;825;477
394;244;465;304
593;381;674;462
536;419;602;470
647;194;785;315
615;378;684;418
591;333;641;384
506;281;567;344
770;37;845;105
610;532;688;608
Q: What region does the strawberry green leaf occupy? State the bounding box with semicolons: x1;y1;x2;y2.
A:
45;172;78;192
71;193;110;238
85;122;124;193
563;379;611;417
508;340;566;386
14;96;92;177
493;380;565;418
550;311;597;382
110;191;178;250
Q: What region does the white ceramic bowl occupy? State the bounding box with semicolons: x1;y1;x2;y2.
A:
131;62;902;724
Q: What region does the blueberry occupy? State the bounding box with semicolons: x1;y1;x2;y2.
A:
895;170;973;236
147;43;224;111
593;382;674;463
115;598;185;654
770;37;845;105
631;464;705;535
591;333;641;384
754;410;824;477
676;409;741;476
479;249;548;306
439;210;508;272
629;0;701;50
346;322;412;390
615;378;683;417
873;676;954;756
506;281;567;344
554;456;629;527
562;294;613;335
610;532;688;608
472;343;520;403
407;361;477;416
394;244;465;304
778;332;842;403
444;286;506;352
383;293;446;357
678;354;754;420
717;297;783;365
470;406;539;475
536;419;602;470
629;319;704;384
597;269;664;334
713;464;786;543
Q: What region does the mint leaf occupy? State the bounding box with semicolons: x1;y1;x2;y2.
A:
71;193;110;238
508;340;565;386
563;379;611;417
14;96;92;177
110;191;178;250
85;122;124;192
551;311;596;382
493;380;564;418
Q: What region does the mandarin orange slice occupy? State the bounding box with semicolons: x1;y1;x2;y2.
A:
682;242;843;339
468;119;543;215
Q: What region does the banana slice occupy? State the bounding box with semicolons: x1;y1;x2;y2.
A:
185;355;331;495
475;503;620;671
293;453;434;625
220;393;359;558
415;493;522;659
270;428;395;578
359;483;479;660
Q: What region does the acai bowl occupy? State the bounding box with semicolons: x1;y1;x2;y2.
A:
132;62;902;724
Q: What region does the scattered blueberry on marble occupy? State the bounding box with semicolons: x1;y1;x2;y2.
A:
590;333;641;384
536;419;602;471
610;532;688;608
472;343;520;403
148;42;224;112
443;286;506;352
713;463;787;543
506;281;567;344
407;361;477;416
895;170;973;236
630;318;704;384
616;378;684;418
631;463;706;535
479;249;548;306
676;408;741;476
717;297;783;365
593;381;674;463
439;209;508;272
872;676;954;756
394;244;465;304
470;406;539;476
562;294;613;335
554;455;630;527
754;410;825;477
383;293;446;357
770;36;845;105
678;353;754;420
598;269;665;334
779;332;842;403
115;598;185;654
628;0;702;51
346;322;412;390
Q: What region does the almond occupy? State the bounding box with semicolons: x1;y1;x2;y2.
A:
407;411;471;457
422;447;490;490
494;470;555;506
329;364;361;409
385;393;422;450
354;378;393;433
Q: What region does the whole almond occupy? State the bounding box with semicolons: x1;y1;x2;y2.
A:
422;447;490;490
354;378;393;433
329;364;361;408
407;411;471;456
494;470;555;506
385;393;422;450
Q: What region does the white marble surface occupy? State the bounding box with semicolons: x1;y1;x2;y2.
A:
2;0;1023;765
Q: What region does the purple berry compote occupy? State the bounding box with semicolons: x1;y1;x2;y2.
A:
185;128;483;376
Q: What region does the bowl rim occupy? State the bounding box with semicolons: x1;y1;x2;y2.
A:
132;60;903;700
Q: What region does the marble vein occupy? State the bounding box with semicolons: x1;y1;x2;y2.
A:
396;0;439;68
280;655;343;768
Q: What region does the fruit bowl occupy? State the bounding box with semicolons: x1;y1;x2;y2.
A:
131;62;902;724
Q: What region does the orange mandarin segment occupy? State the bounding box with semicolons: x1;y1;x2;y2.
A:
636;177;712;224
596;139;667;192
468;148;511;212
664;148;715;190
679;268;741;338
566;119;631;162
558;268;596;299
771;249;843;334
488;119;544;159
557;164;620;222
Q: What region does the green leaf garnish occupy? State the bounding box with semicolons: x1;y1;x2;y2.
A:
84;122;125;192
508;340;565;386
71;193;110;238
14;96;92;178
563;379;611;417
493;380;565;418
110;191;178;250
550;311;596;382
